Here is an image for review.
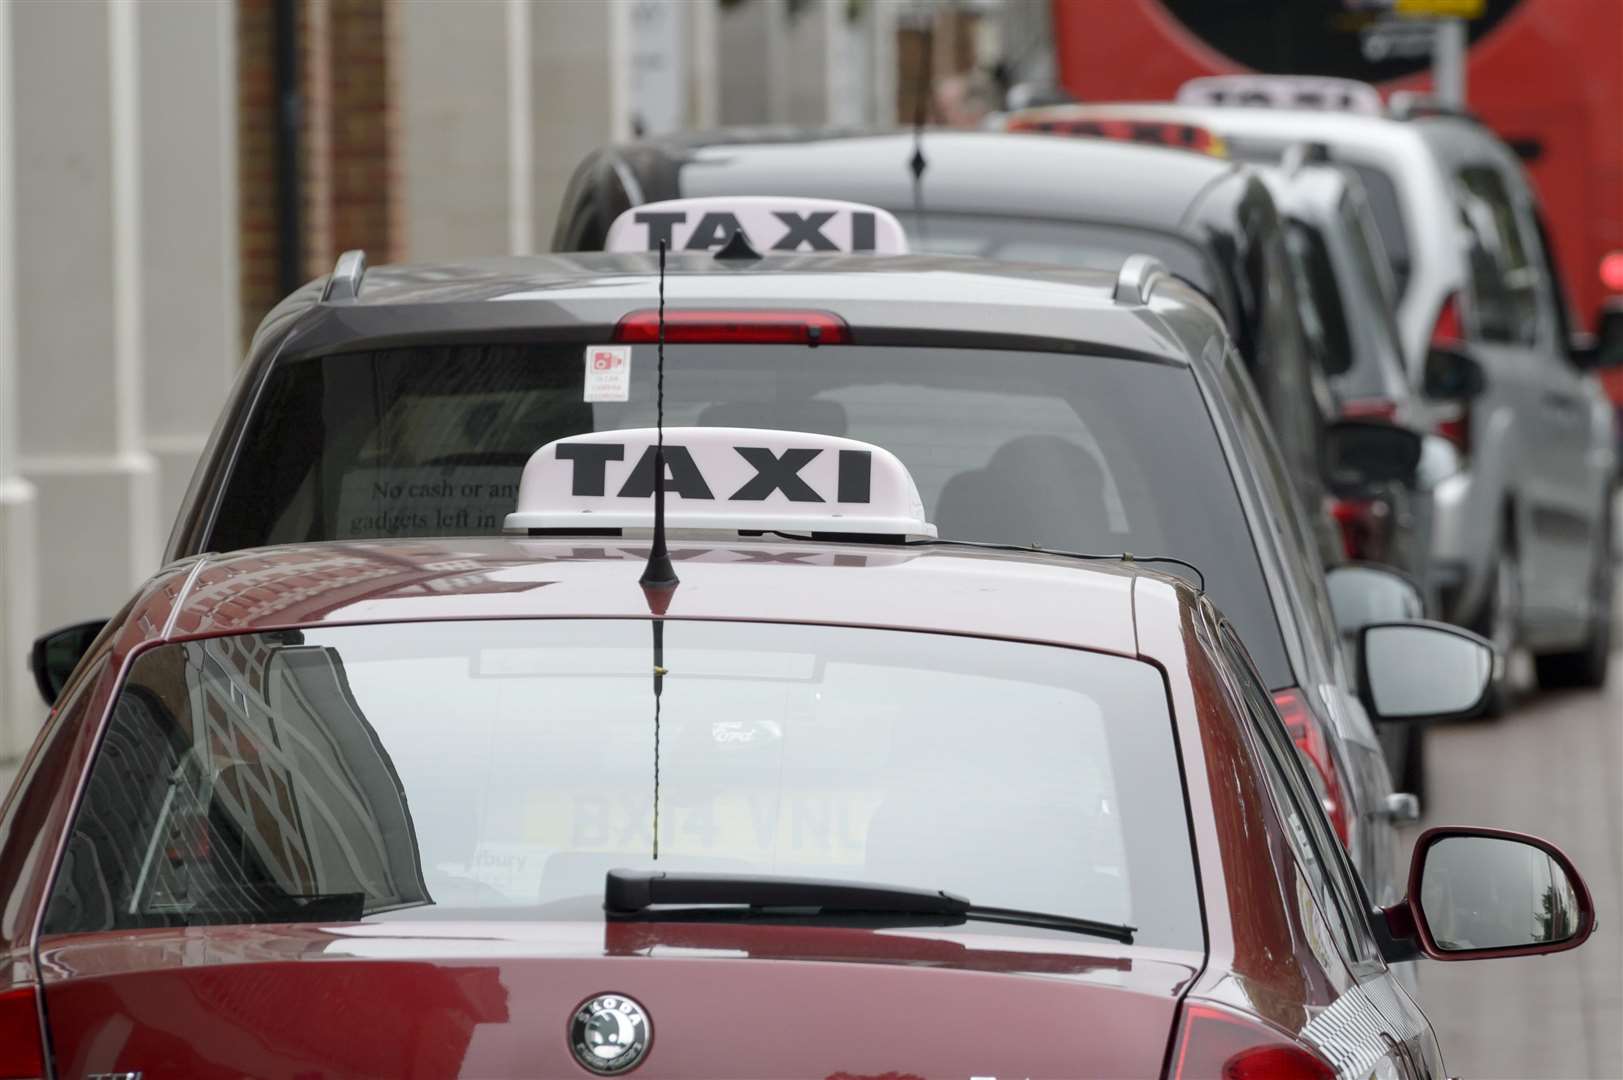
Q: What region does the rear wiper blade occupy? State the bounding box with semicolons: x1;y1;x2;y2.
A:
604;869;1134;944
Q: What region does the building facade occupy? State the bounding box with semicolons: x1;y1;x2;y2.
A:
0;0;916;760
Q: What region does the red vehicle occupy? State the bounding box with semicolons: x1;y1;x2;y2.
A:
3;427;1592;1078
1051;0;1622;330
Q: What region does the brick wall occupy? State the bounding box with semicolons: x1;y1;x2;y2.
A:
237;0;280;349
235;0;398;350
326;0;396;262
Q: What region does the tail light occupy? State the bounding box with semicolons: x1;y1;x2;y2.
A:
0;985;46;1079
1431;291;1464;348
613;309;851;346
1339;397;1397;422
1599;250;1623;293
1429;293;1471;456
1273;688;1351;848
1329;496;1389;561
1169;1001;1336;1080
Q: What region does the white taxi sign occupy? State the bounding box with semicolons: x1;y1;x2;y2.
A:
504;427;935;538
604;196;909;256
1177;75;1383;115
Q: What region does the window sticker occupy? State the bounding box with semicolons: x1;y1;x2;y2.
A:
584;345;631;402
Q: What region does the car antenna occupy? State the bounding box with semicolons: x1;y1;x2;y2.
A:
641;238;677;860
641;239;679;594
908;25;932;246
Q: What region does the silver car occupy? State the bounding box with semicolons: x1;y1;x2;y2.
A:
1036;98;1618;697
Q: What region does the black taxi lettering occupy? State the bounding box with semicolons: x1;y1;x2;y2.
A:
684;212;744;251
616;445;715;500
554;441;875;504
770;210;838;252
731;447;823;502
632;210;686;249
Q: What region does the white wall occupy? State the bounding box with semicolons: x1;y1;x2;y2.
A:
0;0;237;759
139;0;239;529
398;0;513;259
0;0;41;757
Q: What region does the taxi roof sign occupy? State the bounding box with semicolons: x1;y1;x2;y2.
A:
605;197;909;256
1177;75;1384;115
505;427;936;538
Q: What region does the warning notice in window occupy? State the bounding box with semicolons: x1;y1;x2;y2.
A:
335;466;520;538
584;345;631;402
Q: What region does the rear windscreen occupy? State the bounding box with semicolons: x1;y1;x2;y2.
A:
210;343;1290;685
1345;162;1411;302
44;620;1202;948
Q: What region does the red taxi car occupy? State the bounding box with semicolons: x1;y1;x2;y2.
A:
3;429;1593;1079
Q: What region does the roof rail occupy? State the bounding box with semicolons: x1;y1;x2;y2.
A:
1114;254;1167;305
321;249;368;302
1387;92;1481;124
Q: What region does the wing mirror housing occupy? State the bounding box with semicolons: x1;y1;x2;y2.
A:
1325;563;1424;638
1325;419;1423;491
1422;344;1487;401
1379;827;1595;963
29;619;107;706
1571;305;1623;371
1356;619;1494;723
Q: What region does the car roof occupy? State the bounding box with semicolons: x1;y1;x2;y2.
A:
266;251;1216;368
134;537;1199;661
609;129;1241;229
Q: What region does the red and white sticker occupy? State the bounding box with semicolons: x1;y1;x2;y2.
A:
584;345;631;402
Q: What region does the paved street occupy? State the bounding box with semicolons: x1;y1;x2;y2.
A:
1407;575;1623;1080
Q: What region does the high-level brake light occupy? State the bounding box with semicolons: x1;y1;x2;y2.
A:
613;309;851;346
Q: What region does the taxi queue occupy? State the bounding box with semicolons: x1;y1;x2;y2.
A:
2;93;1613;1080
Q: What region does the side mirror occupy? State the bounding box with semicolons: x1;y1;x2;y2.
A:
1383;827;1595;961
1325;563;1424;637
1572;306;1623;371
1422;344;1487;401
1325;420;1423;491
1357;619;1494;722
29;620;107;706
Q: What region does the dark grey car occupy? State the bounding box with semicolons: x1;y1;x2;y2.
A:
148;249;1416;918
553;129;1343;565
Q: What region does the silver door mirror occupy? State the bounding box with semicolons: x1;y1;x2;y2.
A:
1358;620;1493;721
1401;828;1595;960
1326;563;1424;637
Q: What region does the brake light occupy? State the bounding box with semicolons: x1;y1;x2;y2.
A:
1434;410;1471;454
0;985;45;1079
1431;292;1464;348
1339;397;1397;422
1600;251;1623;293
1273;688;1351;848
1170;1001;1336;1080
1429;293;1471;456
1329;496;1387;561
612;309;851;346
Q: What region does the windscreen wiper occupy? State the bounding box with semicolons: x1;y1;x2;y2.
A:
604;869;1135;945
